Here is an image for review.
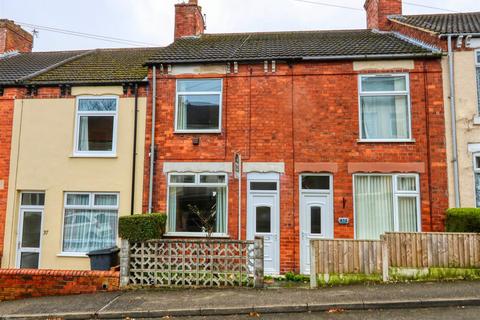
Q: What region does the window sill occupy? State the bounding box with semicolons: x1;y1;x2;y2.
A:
70;154;117;159
164;232;230;239
174;130;222;134
357;139;416;143
57;253;89;258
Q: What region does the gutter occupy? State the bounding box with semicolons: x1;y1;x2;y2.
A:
148;66;157;213
130;84;139;215
146;52;441;65
447;36;461;208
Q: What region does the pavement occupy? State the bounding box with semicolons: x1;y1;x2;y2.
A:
1;281;480;319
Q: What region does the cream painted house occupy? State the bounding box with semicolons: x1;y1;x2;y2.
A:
1;48;155;270
387;13;480;208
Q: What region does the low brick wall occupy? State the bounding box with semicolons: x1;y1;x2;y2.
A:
0;269;120;301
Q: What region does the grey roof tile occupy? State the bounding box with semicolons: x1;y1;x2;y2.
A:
147;29;436;64
390;12;480;35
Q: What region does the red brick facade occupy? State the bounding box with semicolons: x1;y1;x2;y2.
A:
0;269;119;301
0;20;33;53
143;59;448;273
174;0;205;39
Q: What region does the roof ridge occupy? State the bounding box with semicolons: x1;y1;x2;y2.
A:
18;50;95;83
202;28;370;37
392;11;480;19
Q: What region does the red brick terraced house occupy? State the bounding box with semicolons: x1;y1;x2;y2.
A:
142;0;449;275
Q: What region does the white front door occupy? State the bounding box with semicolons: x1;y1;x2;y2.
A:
247;173;280;275
299;175;333;274
16;209;43;269
16;192;45;269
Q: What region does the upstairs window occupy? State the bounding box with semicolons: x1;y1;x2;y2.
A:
474;154;480;207
74;97;118;156
175;79;222;132
359;75;411;141
476;50;480;113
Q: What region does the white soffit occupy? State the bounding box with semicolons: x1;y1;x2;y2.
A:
163;162;232;173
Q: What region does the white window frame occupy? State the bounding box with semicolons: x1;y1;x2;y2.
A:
166;172;228;237
60;192;119;256
73;96;119;157
353;173;421;239
174;79;223;134
473;153;480;208
358;74;413;142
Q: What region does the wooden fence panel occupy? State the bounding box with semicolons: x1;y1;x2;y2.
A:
313;239;383;275
384;232;480;269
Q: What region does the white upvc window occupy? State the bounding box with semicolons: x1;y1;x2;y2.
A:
476;50;480;114
474;154;480;208
74;96;118;157
167;173;228;236
354;174;420;240
359;74;412;142
175;79;223;133
62;192;119;254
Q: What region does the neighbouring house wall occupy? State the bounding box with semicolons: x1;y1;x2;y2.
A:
2;86;146;270
443;51;480;207
144;59;448;273
0;269;119;301
0;88;22;264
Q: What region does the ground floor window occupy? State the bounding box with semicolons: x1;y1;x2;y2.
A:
354;174;420;240
168;173;227;235
63;192;118;253
474;154;480;207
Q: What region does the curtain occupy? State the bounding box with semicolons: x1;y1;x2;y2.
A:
78;116;89;151
63;209;117;252
79;99;116;112
216;186;227;233
361;96;408;140
398;197;418;232
177;96;187;130
168;187;177;232
94;194;117;206
476;173;480;208
477;67;480;113
355;176;394;240
397;176;416;191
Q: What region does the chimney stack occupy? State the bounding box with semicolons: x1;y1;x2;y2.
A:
0;19;33;53
364;0;402;31
174;0;205;40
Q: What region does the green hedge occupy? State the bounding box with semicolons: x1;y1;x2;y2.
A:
119;213;167;242
446;208;480;233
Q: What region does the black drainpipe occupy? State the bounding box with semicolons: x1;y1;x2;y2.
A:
130;83;139;215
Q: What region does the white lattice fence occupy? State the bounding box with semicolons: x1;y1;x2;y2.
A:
120;238;264;288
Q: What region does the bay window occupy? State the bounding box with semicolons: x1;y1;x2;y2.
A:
167;173;227;235
175;79;222;132
359;74;411;141
74;96;118;156
62;192;118;253
354;174;420;240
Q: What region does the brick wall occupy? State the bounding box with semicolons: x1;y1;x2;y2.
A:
0;269;119;301
144;59;448;273
0;88;21;263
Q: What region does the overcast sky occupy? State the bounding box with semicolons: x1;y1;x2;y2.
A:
0;0;478;51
